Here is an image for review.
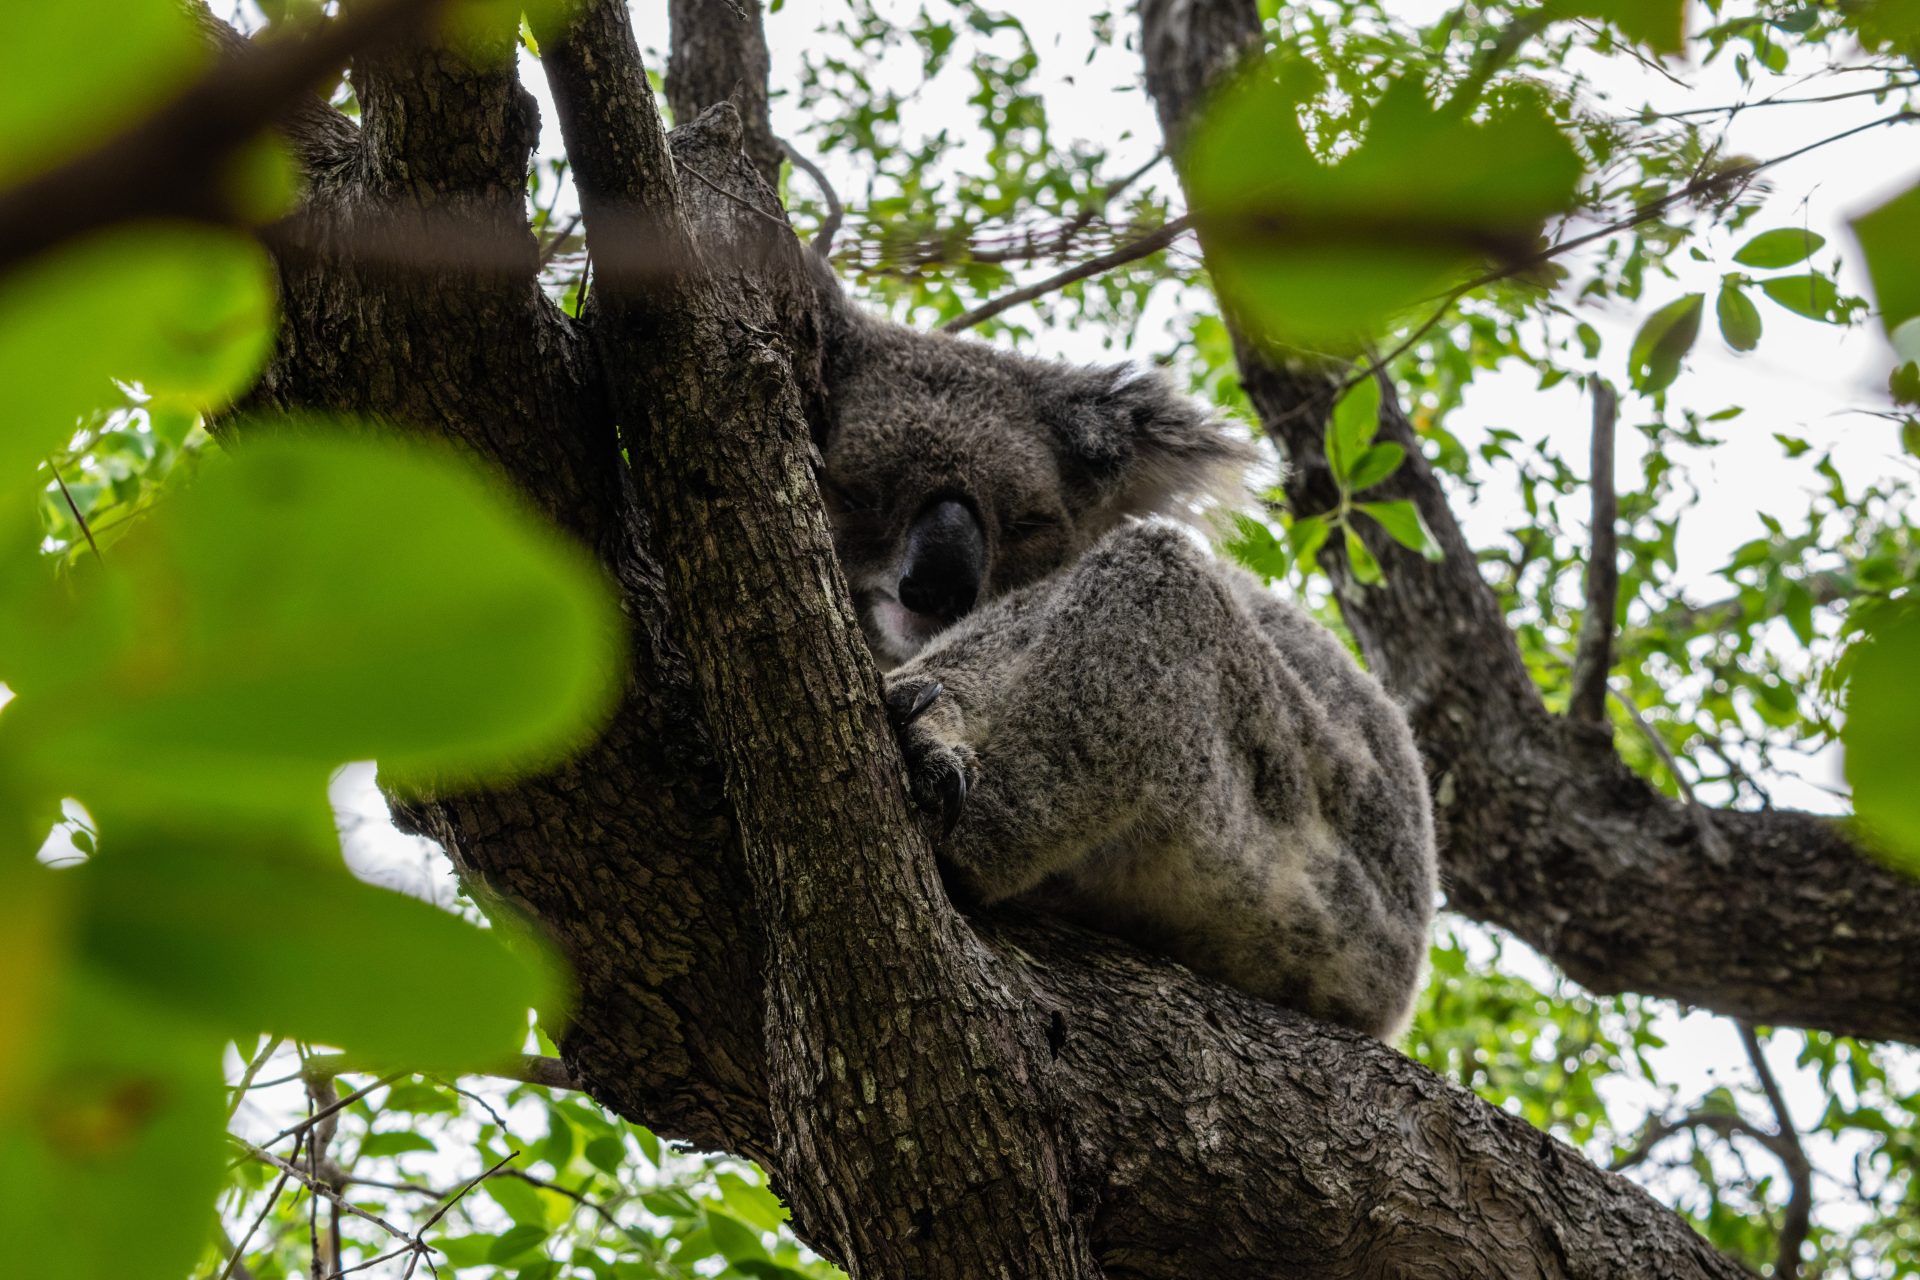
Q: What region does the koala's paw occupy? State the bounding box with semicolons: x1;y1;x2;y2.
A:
884;677;976;840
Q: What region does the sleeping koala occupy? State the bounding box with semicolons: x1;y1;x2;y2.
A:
816;279;1438;1040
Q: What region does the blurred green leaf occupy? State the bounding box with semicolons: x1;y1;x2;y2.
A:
0;0;204;187
1346;443;1407;493
1187;63;1581;347
488;1222;550;1264
75;830;557;1068
2;429;624;821
1629;293;1703;393
1715;282;1762;352
359;1131;438;1157
584;1133;625;1174
1343;524;1383;586
0;967;225;1280
1852;182;1920;336
1731;228;1825;269
1843;602;1920;870
1545;0;1688;53
1357;499;1445;561
706;1208;771;1264
1326;376;1383;485
1758;273;1843;322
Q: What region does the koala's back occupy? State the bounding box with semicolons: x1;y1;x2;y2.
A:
893;523;1437;1038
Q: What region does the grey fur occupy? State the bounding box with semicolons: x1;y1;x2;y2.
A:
817;277;1437;1040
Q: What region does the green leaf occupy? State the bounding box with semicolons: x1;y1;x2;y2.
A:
0;968;226;1280
2;429;625;821
640;1187;701;1219
485;1173;552;1228
74;831;557;1069
1290;514;1331;569
0;0;204;187
1852;181;1920;336
1843;603;1920;871
1343;524;1383;586
360;1131;438;1158
705;1208;771;1264
1544;0;1688;53
432;1233;502;1268
1731;227;1825;269
1186;63;1582;347
535;1110;574;1170
1715;282;1763;352
1356;500;1445;561
488;1223;550;1265
1628;293;1704;393
384;1082;460;1115
1758;273;1843;322
1345;442;1407;493
583;1134;626;1175
1325;377;1383;484
716;1172;789;1232
0;227;274;498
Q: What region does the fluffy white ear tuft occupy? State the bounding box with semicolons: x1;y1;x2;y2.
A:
1034;362;1258;532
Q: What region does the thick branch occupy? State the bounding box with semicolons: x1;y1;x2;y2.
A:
667;0;782;191
1139;0;1920;1047
537;5;1095;1276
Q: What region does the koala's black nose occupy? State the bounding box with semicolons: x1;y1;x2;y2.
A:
898;499;985;622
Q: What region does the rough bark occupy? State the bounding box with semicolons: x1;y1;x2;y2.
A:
666;0;782;192
176;5;1857;1279
1139;0;1920;1046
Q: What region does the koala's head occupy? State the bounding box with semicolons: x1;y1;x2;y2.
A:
814;280;1254;668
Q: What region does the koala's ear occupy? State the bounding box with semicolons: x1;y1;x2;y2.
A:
1035;363;1257;527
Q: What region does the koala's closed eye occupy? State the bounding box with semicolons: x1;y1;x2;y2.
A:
821;479;882;514
1005;511;1064;540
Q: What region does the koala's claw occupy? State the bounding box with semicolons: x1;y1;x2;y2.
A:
884;676;974;841
935;763;967;838
901;680;944;727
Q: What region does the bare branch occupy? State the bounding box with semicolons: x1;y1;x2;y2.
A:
1740;1024;1814;1280
939;214;1195;333
1570;379;1620;723
778;137;844;257
229;1136;424;1247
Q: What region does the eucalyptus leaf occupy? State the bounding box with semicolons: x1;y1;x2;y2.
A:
1628;293;1703;393
1758;273;1843;322
1715;282;1763;352
1731;228;1825;269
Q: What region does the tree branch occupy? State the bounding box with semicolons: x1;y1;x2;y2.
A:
1139;0;1920;1048
539;5;1096;1275
1569;379;1620;723
1739;1024;1813;1280
667;0;781;191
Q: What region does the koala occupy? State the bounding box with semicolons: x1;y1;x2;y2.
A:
814;274;1438;1040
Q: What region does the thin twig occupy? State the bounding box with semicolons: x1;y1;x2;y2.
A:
227;1035;287;1121
537;214;583;269
217;1133;304;1280
46;455;102;560
230;1137;423;1248
1623;75;1920;122
1569;380;1619;723
297;1053;579;1092
251;1072;407;1156
777;138;843;257
1739;1023;1814;1280
326;1243;419;1280
940;214;1195;334
415;1150;520;1239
